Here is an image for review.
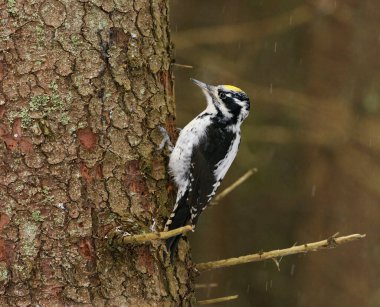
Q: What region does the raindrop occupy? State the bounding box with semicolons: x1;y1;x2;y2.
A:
290;264;296;276
274;41;277;53
289;15;293;25
270;83;273;94
311;184;316;197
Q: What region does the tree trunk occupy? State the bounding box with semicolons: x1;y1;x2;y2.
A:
0;0;194;305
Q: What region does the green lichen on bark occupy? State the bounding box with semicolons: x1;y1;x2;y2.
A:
0;262;9;282
31;210;44;222
6;0;18;16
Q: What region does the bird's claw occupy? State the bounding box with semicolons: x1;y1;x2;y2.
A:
158;126;174;152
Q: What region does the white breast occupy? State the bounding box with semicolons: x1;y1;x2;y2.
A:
168;114;212;197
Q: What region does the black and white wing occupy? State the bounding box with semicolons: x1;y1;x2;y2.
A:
186;125;238;226
165;123;239;258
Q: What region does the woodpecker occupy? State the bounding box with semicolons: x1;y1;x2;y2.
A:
165;78;251;259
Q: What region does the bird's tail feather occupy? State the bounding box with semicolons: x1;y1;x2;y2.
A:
165;199;190;262
165;235;182;262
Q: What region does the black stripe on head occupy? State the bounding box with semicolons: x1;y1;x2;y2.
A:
218;89;242;119
233;92;250;111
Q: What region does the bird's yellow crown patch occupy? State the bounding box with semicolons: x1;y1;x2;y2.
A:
224;85;243;92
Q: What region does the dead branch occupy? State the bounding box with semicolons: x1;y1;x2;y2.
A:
195;283;218;289
198;295;239;305
196;233;366;272
211;168;257;205
171;63;194;69
108;225;193;245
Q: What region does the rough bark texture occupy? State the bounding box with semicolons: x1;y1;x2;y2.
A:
0;0;194;305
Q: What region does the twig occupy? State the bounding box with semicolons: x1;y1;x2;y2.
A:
196;233;366;272
108;225;193;245
195;283;218;289
171;63;193;69
198;295;239;305
211;168;257;204
271;257;282;272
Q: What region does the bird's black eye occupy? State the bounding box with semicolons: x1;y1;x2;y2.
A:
219;92;226;99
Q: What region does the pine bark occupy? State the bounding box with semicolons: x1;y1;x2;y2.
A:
0;0;194;305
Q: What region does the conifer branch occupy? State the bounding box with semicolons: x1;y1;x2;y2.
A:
196;233;366;272
108;225;193;245
198;295;239;305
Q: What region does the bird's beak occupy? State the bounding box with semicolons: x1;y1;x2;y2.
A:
190;79;217;106
191;78;208;90
190;78;215;93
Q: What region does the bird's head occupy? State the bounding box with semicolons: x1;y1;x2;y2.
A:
191;78;250;124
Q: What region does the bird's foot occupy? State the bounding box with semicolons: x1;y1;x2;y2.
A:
158;126;174;152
